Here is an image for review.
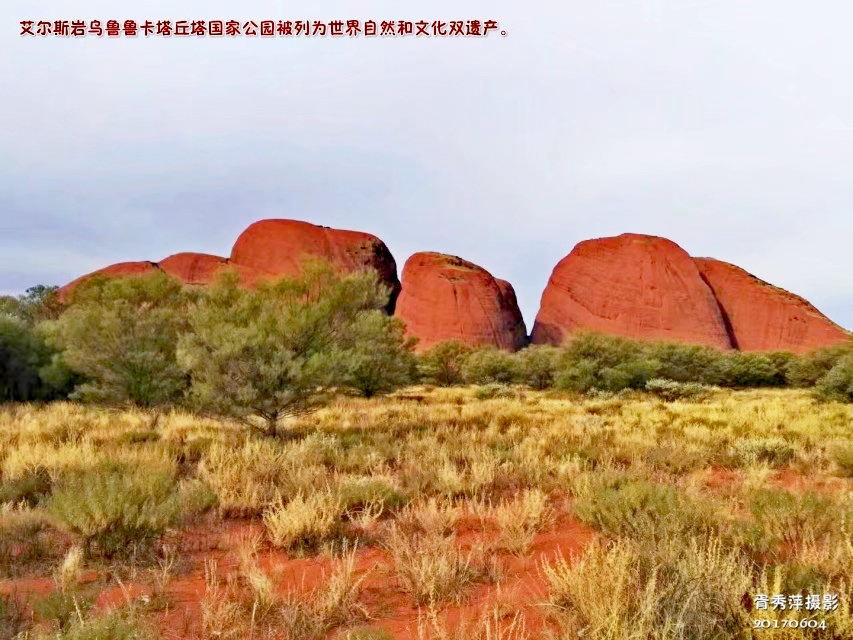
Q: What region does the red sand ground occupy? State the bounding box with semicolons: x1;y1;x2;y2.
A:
1;513;595;639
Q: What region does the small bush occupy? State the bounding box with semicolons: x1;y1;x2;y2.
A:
815;354;853;402
493;489;553;554
35;607;157;640
385;525;480;605
46;465;184;557
0;466;52;506
0;593;27;639
418;341;473;385
787;344;852;387
263;491;345;554
461;348;518;385
514;344;561;389
644;378;715;402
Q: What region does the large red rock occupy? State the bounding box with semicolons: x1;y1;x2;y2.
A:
58;261;160;301
158;252;270;287
230;219;401;311
694;258;850;353
395;252;527;351
531;234;733;349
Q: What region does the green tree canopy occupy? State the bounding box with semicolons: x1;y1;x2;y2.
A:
177;262;415;434
41;272;191;408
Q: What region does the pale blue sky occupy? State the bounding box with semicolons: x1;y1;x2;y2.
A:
2;0;852;330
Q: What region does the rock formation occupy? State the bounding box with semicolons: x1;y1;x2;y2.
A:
59;219;401;309
531;234;733;349
694;258;850;353
230;219;401;311
58;261;160;301
395;252;527;351
158;252;269;287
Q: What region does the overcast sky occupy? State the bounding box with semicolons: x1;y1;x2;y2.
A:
2;0;852;331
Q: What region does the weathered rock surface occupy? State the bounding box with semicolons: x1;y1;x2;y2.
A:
158;252;270;287
694;258;850;353
230;219;401;311
531;234;733;349
58;261;160;301
395;252;527;351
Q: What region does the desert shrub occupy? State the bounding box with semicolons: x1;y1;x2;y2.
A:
35;607;157;640
0;466;52;506
473;383;520;400
573;478;717;542
461;348;518;385
748;489;845;548
514;344;561;389
42;272;191;408
815;353;853;402
396;497;462;537
334;474;407;513
385;524;481;605
417;341;473;385
199;439;328;517
493;488;553;554
645;341;727;385
0;315;70;402
787;344;853;387
263;491;346;554
179;263;411;435
543;536;751;640
729;437;797;468
554;333;661;392
0;593;27;638
46;464;185;557
835;447;853;477
644;378;716;402
718;352;787;387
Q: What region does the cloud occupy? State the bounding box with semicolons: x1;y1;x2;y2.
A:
2;0;852;329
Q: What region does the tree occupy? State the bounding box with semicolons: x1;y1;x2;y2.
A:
515;344;561;389
815;354;853;402
338;312;417;397
0;285;65;324
417;341;473;385
461;347;519;384
42;272;191;408
178;262;413;435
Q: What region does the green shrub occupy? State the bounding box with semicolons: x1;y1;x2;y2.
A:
644;378;715;402
0;466;52;506
47;465;185;557
554;333;661;393
573;479;717;541
514;344;561;389
787;344;852;387
646;341;727;385
417;341;473;385
461;348;518;385
36;607;157;640
718;352;787;387
815;354;853;402
42;272;192;408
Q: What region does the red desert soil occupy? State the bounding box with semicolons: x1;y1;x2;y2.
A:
531;234;734;350
1;516;595;640
395;252;528;352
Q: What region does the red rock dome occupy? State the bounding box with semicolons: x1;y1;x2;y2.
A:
531;234;733;349
58;261;160;301
158;252;270;287
395;252;527;352
230;219;401;311
694;258;850;353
